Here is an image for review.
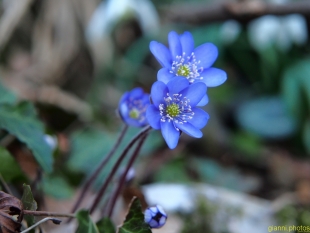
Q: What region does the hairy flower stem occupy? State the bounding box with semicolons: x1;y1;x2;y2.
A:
107;133;148;218
69;125;129;216
23;210;75;218
89;125;152;214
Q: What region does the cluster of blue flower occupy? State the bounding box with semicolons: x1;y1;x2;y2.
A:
119;31;227;149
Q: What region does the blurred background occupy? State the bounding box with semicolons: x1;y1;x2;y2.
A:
0;0;310;232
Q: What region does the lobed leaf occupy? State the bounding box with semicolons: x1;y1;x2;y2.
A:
117;197;152;233
96;217;116;233
76;210;99;233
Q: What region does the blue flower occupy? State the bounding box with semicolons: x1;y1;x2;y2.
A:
144;205;167;229
119;87;150;127
146;77;209;149
150;31;227;87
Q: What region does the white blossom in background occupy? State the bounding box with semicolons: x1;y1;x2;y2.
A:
248;14;308;52
220;20;242;45
44;134;58;152
86;0;160;42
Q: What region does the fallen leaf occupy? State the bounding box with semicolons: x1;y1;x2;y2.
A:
0;191;23;233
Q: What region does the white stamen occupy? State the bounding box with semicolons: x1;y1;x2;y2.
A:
159;93;194;131
170;52;204;83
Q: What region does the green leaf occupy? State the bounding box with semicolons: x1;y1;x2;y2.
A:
0;103;53;172
21;184;37;228
76;210;99;233
118;197;151;233
154;157;191;183
0;82;17;105
96;217;116;233
41;175;74;199
0;146;23;181
282;67;303;120
21;184;37;211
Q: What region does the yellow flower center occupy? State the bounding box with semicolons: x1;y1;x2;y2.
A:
177;65;190;77
166;104;180;117
129;109;140;119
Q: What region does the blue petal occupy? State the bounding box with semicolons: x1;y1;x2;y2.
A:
188;107;209;129
125;118;145;128
160;121;180;149
146;105;161;130
157;68;175;84
119;102;129;120
200;68;227;87
129;87;143;99
141;94;150;105
151;81;168;106
194;43;218;69
168;31;182;59
167;76;189;95
180;31;194;56
144;209;152;222
179;82;207;106
197;93;209;106
175;122;202;138
150;41;172;68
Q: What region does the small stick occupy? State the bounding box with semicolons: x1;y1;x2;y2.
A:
23;210;75;218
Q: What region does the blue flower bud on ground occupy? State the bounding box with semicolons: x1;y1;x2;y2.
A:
144;205;167;228
119;87;150;127
150;31;227;87
146;77;209;149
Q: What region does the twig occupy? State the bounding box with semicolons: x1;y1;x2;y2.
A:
20;217;61;233
69;125;129;216
165;0;310;24
107;133;148;218
89;125;152;214
23;210;75;218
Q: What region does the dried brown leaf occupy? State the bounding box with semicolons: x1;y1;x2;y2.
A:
0;191;23;233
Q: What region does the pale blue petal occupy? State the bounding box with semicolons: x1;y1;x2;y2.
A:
188;107;209;129
150;41;172;67
179;82;206;106
168;31;182;59
151;81;168;106
146;105;161;130
180;31;194;56
167;76;189;95
194;43;218;69
157;68;175;84
197;93;209;106
175;122;202;138
161;121;180;149
119;102;129;120
200;68;227;87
